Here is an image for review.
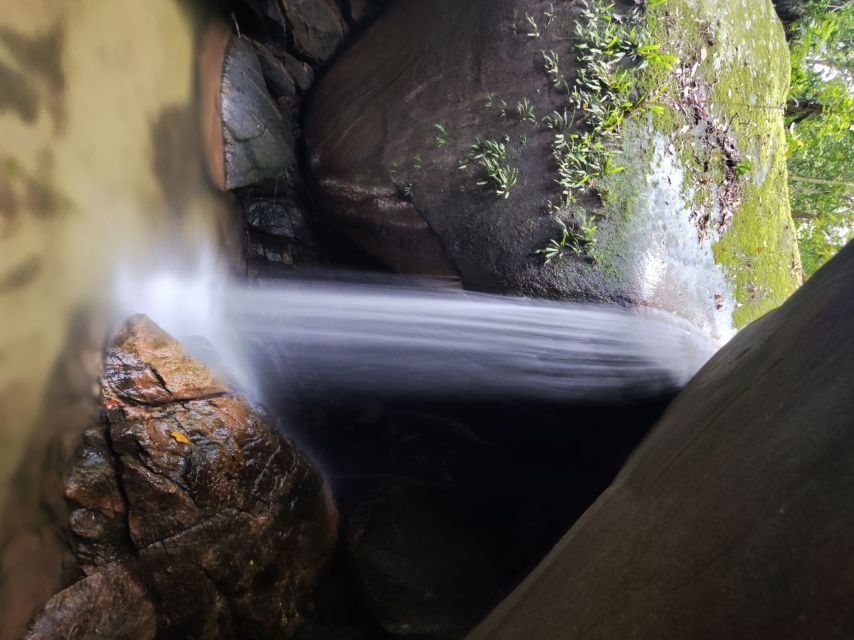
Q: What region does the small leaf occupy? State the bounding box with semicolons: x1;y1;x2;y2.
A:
170;431;190;444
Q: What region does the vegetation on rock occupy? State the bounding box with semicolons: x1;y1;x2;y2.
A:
602;0;803;328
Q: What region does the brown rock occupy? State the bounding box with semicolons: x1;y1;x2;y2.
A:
63;315;338;639
24;563;155;640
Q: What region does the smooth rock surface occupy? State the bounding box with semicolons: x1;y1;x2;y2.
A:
468;241;854;639
222;36;297;190
306;0;800;337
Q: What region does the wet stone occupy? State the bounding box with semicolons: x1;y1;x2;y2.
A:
57;315;338;640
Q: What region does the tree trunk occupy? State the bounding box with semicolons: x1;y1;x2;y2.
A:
792;210;818;219
786;99;825;123
790;175;854;189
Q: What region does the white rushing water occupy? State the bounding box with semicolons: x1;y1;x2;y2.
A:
118;268;721;406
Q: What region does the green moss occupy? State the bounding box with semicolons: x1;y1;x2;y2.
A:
621;0;802;328
714;140;800;326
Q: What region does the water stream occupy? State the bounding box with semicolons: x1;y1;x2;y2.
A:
123;270;720;407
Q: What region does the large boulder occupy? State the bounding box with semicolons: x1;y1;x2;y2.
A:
306;0;801;340
25;315;338;640
23;564;156;640
467;240;854;639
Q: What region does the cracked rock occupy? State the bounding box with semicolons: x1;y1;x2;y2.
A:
222;36;297;190
281;0;347;65
53;315;338;640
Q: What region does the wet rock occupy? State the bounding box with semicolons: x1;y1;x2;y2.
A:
240;186;321;272
292;622;366;640
348;483;508;639
252;41;297;99
221;36;296;190
281;0;347;65
246;197;313;239
282;50;315;92
63;315;337;640
345;0;385;25
233;0;289;45
24;563;155;640
469;241;854;639
306;0;800;336
66;428;132;571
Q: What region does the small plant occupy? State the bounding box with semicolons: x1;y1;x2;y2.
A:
498;98;510;118
414;154;424;170
542;108;571;131
636;43;679;70
402;183;413;199
536;213;598;263
576;211;599;251
434;123;449;147
459;138;519;199
735;159;754;179
525;13;541;38
537;217;571;264
541;50;568;92
484;93;496;108
544;3;557;26
516;97;537;123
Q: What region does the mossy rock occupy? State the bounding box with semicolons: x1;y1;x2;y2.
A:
305;0;801;340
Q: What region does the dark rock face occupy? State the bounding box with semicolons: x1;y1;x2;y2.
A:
348;483;507;639
468;241;854;639
281;0;348;65
222;36;297;190
304;0;798;336
300;0;611;287
221;0;393;275
24;564;155;640
41;315;338;640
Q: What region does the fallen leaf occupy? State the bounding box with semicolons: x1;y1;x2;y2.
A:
170;431;190;444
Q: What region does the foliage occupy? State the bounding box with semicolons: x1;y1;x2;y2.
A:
516;97;537;123
735;159;754;179
536;213;598;263
543;1;676;217
525;13;541;38
458;138;519;198
785;0;854;276
434;123;450;147
466;1;677;262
